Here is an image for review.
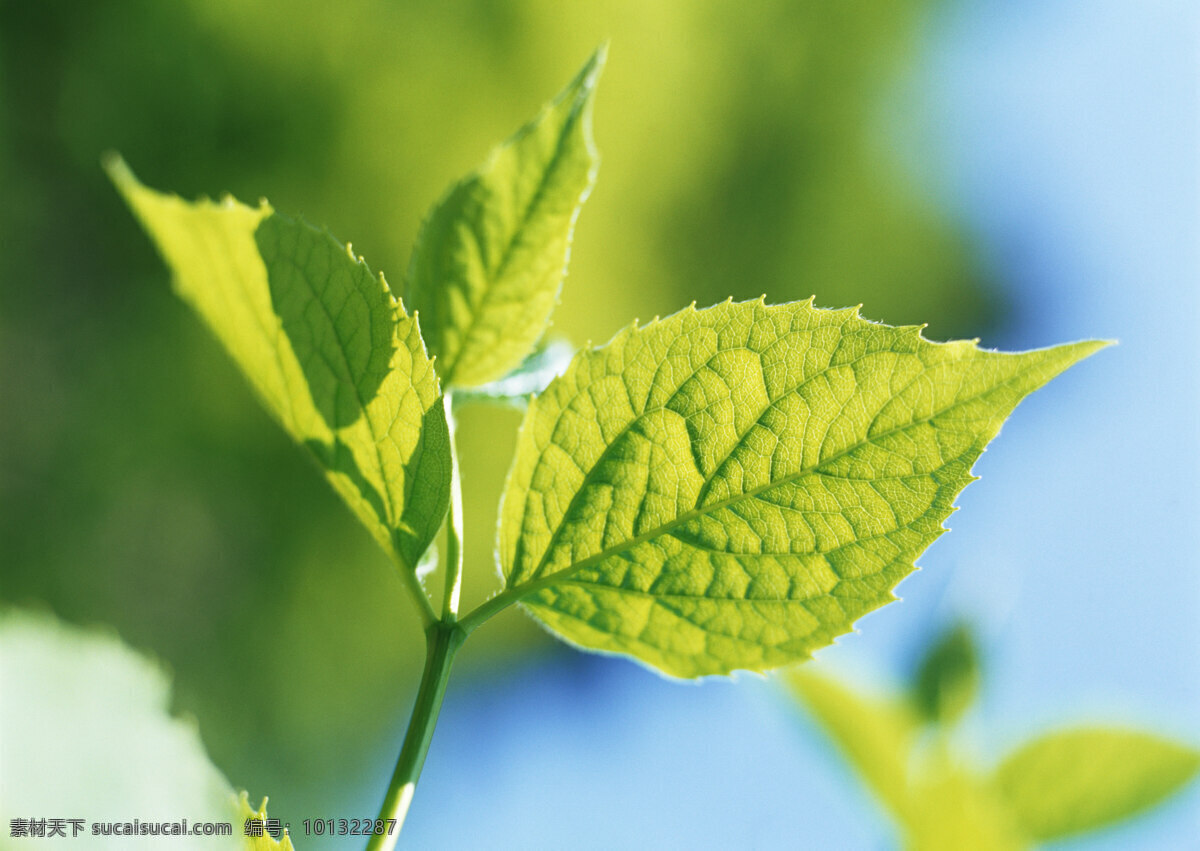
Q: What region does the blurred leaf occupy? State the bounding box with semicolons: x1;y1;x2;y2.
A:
789;670;1023;850
498;298;1104;677
913;623;980;726
787;670;918;823
992;728;1200;841
907;767;1026;851
0;609;242;849
406;46;603;388
107;158;451;577
453;338;575;409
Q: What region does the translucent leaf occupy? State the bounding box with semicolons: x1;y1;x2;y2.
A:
108;157;451;576
907;769;1026;851
789;669;1024;851
453;338;575;409
498;299;1105;677
913;623;979;725
992;728;1200;840
786;670;918;823
405;47;603;388
0;610;242;849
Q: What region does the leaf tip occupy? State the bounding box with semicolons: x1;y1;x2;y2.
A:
101;150;133;186
582;41;610;87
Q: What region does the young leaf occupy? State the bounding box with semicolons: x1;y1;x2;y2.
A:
991;728;1200;841
107;157;451;579
913;623;980;726
405;47;604;388
497;299;1106;677
452;338;575;409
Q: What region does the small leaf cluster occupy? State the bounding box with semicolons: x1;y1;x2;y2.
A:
789;625;1200;849
108;48;1107;841
107;48;1100;677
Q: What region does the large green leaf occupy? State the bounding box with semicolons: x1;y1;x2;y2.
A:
498;299;1105;677
108;158;450;576
405;47;603;388
992;728;1200;841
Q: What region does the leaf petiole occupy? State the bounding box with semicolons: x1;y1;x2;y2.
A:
399;563;438;629
366;620;464;851
457;586;524;636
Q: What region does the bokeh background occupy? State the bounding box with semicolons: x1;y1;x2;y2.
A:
1;0;1196;847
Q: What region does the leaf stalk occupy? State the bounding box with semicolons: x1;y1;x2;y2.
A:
366;621;464;851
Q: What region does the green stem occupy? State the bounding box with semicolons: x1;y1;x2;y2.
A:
366;622;464;851
442;397;464;622
458;584;524;636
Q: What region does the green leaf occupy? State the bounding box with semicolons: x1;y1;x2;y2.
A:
497;299;1106;677
789;669;1026;851
913;623;980;726
786;670;918;823
0;610;243;849
107;157;451;576
992;728;1200;841
405;47;604;388
907;769;1027;851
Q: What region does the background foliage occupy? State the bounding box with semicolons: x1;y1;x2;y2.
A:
1;0;1195;847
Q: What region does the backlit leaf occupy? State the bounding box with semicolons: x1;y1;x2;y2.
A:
992;728;1200;840
0;610;242;849
498;299;1105;677
108;157;451;576
405;47;603;388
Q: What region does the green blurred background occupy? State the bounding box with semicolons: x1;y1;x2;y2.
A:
2;0;1010;839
